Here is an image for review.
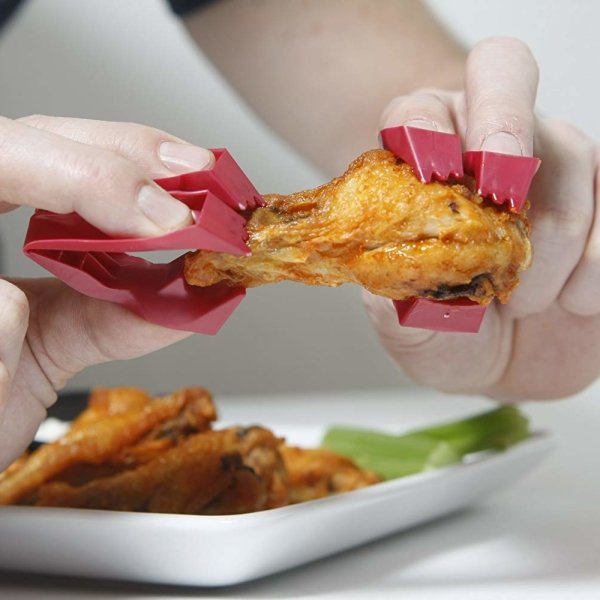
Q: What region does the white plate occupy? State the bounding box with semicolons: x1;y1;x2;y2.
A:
0;424;552;587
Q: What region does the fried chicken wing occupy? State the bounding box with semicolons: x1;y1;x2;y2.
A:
35;427;287;515
0;387;381;514
185;150;531;304
0;387;216;504
280;445;381;504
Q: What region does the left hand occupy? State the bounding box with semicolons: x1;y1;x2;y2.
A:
364;37;600;401
0;116;216;468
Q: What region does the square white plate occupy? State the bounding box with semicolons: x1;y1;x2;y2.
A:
0;423;552;587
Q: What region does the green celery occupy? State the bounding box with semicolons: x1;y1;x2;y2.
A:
321;406;530;480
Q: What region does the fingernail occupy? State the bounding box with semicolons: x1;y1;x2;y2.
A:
481;131;523;155
159;142;214;173
137;184;193;231
404;119;439;132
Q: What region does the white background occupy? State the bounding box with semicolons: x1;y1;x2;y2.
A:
0;0;597;395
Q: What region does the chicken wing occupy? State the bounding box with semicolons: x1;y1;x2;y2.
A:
0;387;216;505
280;445;381;504
185;150;531;304
0;387;382;514
34;427;288;514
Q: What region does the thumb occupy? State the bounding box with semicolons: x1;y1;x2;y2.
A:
17;278;192;387
362;291;511;394
0;280;28;380
0;280;31;468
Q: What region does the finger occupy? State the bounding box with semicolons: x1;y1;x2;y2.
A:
362;291;512;394
0;280;29;380
557;149;600;316
17;115;214;179
378;90;462;336
465;37;538;155
0;279;31;466
0;344;56;470
0;117;192;237
506;119;595;317
380;88;457;134
17;278;192;387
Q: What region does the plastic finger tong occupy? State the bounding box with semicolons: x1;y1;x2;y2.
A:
23;149;262;335
23;132;540;336
380;125;541;333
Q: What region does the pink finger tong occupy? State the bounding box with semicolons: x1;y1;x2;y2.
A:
23;149;263;335
381;125;541;334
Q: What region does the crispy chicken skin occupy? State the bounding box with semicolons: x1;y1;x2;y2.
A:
0;388;381;514
34;427;288;514
185;150;531;304
0;387;216;505
280;445;381;504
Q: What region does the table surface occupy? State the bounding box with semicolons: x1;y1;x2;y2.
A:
1;383;599;600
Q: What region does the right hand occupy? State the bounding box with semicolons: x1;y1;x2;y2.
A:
365;37;600;402
0;115;215;469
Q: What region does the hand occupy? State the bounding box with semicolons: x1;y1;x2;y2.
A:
365;37;600;401
0;116;215;468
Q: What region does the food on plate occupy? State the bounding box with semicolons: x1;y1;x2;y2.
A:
0;388;530;514
184;149;531;305
34;427;289;513
0;387;216;505
322;406;531;480
0;387;380;513
281;445;381;504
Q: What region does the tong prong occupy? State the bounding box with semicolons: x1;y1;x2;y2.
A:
380;125;464;183
156;149;264;211
23;148;259;334
393;298;487;333
463;151;541;212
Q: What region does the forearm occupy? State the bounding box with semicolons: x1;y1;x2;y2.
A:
184;0;466;176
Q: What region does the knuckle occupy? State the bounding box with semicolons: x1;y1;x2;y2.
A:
17;114;53;128
559;123;595;164
483;112;530;138
70;155;112;188
119;122;172;150
541;118;596;172
546;118;589;147
471;86;527;122
66;150;134;195
411;90;450;112
106;122;177;169
381;92;451;130
541;205;590;240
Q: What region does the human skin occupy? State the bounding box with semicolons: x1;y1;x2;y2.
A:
186;1;600;400
0;116;216;468
3;1;599;470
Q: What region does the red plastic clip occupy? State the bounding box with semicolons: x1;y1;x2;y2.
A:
463;151;541;212
393;298;487;333
382;126;542;333
156;148;264;211
23;149;261;335
380;125;489;333
380;125;463;182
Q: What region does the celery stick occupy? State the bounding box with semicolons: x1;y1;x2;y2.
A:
321;429;460;479
420;406;530;455
321;406;530;480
